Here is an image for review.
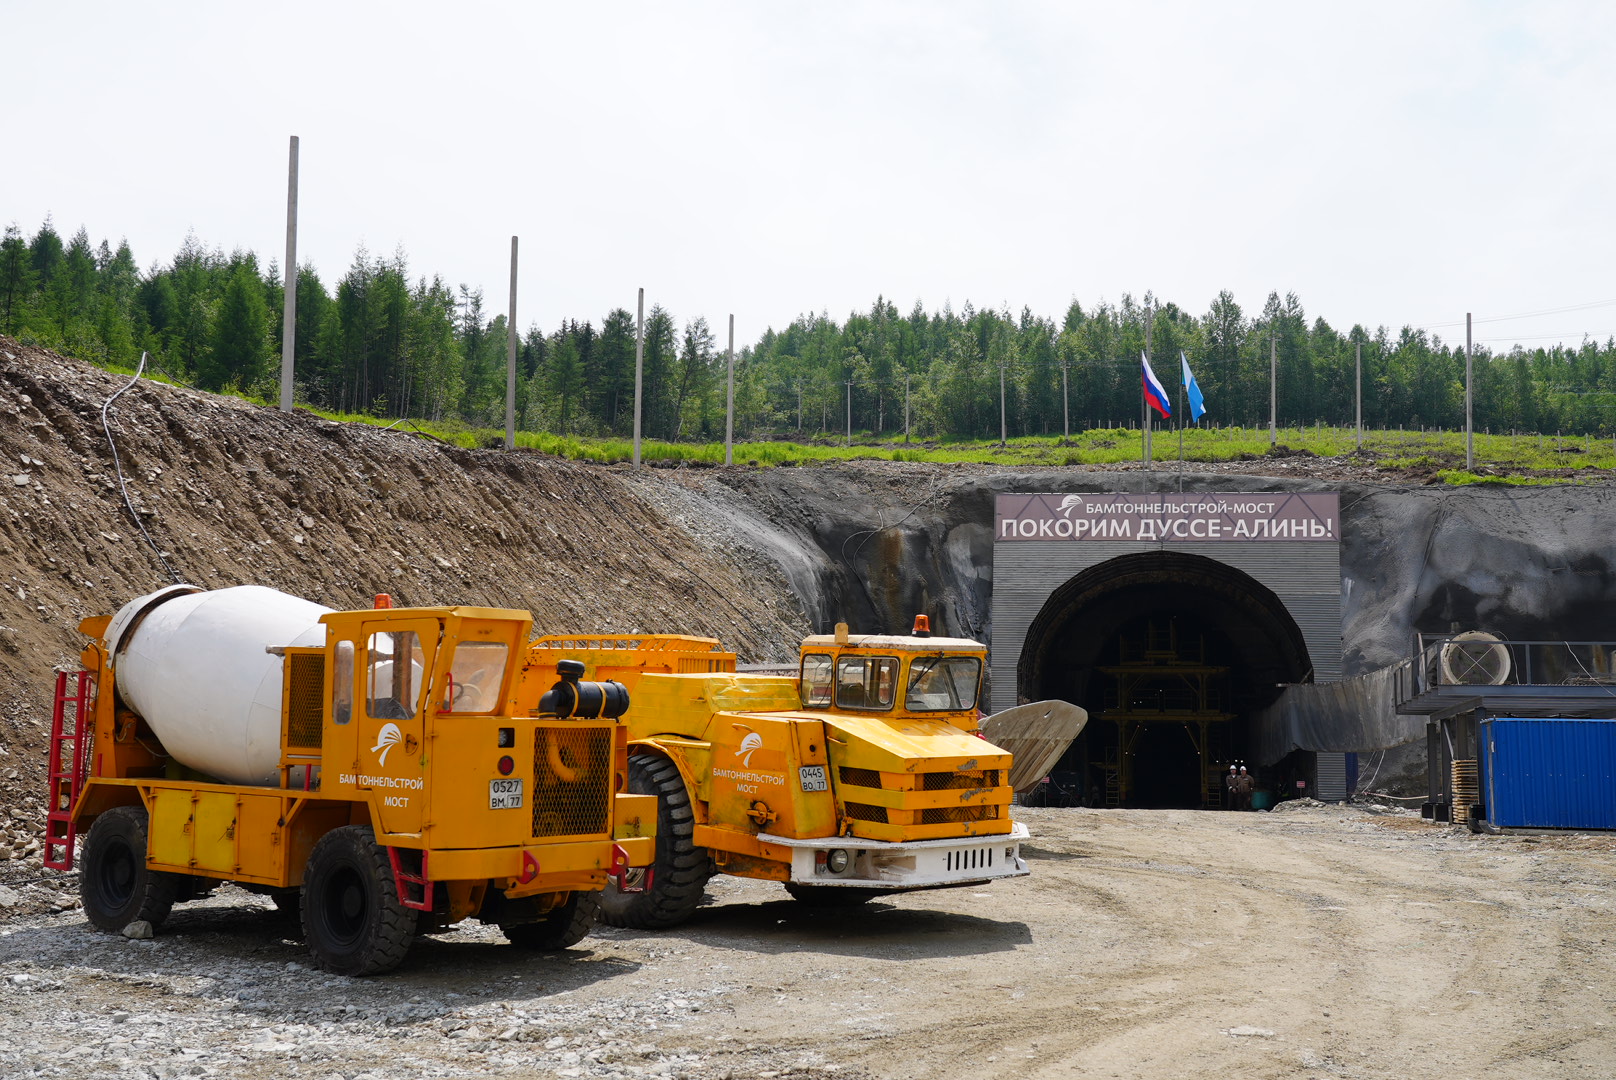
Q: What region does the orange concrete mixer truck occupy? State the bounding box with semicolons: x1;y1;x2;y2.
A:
43;585;655;975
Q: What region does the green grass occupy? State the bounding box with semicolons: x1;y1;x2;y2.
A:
280;416;1616;483
97;361;1616;483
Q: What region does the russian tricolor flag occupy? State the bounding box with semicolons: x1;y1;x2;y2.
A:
1141;352;1172;419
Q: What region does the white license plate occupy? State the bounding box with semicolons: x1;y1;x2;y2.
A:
489;778;524;809
799;765;828;792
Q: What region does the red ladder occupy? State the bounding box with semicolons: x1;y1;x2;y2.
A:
44;671;94;871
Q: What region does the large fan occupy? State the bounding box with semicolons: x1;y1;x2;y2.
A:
1438;630;1513;686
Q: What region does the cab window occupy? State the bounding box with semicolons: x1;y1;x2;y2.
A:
332;640;355;724
442;641;510;713
836;655;897;710
367;630;428;720
905;656;982;712
800;653;833;707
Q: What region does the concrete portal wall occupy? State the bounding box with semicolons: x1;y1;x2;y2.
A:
990;539;1343;712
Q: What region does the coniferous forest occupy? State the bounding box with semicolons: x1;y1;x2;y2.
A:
4;220;1615;440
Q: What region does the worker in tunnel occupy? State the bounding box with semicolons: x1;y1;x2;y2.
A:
1225;765;1239;810
1236;766;1254;810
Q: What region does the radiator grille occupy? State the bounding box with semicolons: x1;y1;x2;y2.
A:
844;802;888;824
839;766;882;788
945;846;996;873
285;653;326;750
532;726;612;837
922;804;1001;825
922;769;1000;791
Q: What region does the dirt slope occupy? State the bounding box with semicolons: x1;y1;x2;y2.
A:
0;337;806;832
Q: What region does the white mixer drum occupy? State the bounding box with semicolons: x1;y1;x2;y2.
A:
107;585;333;786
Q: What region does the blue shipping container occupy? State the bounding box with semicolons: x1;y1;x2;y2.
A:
1480;717;1616;830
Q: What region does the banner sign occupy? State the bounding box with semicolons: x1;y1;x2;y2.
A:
995;492;1340;543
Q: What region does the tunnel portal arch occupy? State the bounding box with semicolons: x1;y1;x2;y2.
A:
989;491;1344;808
1019;551;1314;706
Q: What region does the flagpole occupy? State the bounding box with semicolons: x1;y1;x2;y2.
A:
1177;376;1185;492
1143;306;1153;469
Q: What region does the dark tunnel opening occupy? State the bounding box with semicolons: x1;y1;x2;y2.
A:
1018;552;1313;809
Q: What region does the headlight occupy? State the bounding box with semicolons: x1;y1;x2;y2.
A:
826;849;851;874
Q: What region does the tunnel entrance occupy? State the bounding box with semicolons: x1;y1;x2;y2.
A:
1018;552;1313;809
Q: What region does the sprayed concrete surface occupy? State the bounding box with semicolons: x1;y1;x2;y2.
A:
4;803;1615;1079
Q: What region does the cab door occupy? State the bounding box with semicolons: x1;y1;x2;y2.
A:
356;618;439;837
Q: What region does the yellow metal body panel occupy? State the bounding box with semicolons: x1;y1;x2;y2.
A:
612;793;657;839
426;834;653;883
519;635;736;706
820;713;1010;773
142;782;313;884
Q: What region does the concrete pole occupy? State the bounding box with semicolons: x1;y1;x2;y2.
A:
845;380;853;447
724;314;735;466
1355;341;1362;451
505;237;517;451
633;288;645;467
278;135;299;412
904;374;910;444
999;362;1007;447
1269;331;1278;447
1465;312;1474;470
1062;357;1070;439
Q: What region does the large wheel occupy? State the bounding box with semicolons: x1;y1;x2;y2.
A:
79;806;180;932
597;755;712;929
300;826;414;976
783;883;881;908
501;890;600;950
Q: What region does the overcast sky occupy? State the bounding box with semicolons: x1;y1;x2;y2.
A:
6;1;1614;351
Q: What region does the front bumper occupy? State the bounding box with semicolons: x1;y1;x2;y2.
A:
758;821;1030;889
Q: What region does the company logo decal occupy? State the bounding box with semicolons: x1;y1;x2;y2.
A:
736;731;763;768
371;722;402;767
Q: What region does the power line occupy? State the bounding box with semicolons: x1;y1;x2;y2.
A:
1475;328;1616;344
1416;296;1616;331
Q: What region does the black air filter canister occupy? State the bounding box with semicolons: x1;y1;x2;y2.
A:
538;659;630;719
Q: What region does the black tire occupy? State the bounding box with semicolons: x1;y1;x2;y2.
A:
783;883;882;908
597;755;711;930
79;805;180;932
300;826;414;976
501;890;600;950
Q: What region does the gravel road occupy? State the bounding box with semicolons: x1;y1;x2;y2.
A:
4;802;1613;1079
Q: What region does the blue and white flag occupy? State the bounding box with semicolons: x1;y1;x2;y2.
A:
1181;352;1206;423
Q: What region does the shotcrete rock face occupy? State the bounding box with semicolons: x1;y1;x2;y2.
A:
709;467;1616;799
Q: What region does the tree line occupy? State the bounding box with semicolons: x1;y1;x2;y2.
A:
4;219;1615;439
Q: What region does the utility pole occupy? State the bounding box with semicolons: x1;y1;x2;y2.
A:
1465;312;1474;470
504;236;517;450
999;361;1007;447
796;380;803;433
278;135;298;412
632;288;644;467
1062;356;1070;439
845;380;854;447
1269;331;1278;447
1355;340;1362;451
904;373;911;444
724;314;735;466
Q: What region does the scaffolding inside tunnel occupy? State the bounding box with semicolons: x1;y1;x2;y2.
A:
1018;552;1313;809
